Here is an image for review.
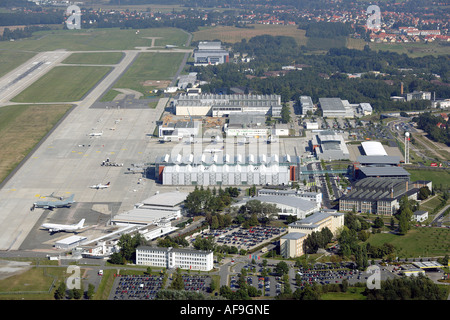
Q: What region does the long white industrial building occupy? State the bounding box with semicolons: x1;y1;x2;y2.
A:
154;153;298;186
173;93;283;117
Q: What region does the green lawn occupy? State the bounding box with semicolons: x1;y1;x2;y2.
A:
366;228;450;258
0;50;36;78
11;66;111;103
61;52;124;65
0;28;190;52
107;52;185;97
0;104;72;183
407;169;450;189
321;287;367;300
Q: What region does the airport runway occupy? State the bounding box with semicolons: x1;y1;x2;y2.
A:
0;48;178;251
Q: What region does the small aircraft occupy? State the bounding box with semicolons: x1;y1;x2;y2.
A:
89;182;110;189
88;131;103;137
32;194;75;210
41;219;85;234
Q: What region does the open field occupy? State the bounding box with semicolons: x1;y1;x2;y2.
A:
193;24;308;46
0;104;72;184
11;66;111;103
108;52;185;97
406;168;450;189
0;28;189;52
61;52;124;65
0;50;37;78
370;41;450;57
366;227;450;258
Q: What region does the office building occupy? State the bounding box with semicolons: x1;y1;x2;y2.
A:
300;96;314;115
287;210;344;236
280;232;307;258
136;246;214;271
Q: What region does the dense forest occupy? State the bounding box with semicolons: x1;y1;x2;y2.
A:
190;35;449;112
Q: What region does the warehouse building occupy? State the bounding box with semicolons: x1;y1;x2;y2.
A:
225;113;270;137
319;98;354;118
154;153;298;186
339;178;418;215
158;121;200;141
361;141;388;156
173;93;282;117
136;246;214;271
311;130;350;160
193;41;229;66
232;195;319;220
111;192;188;226
257;188;322;207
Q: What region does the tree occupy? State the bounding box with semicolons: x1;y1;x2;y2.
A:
274;261;289;276
54;282;66;300
86;283;95;300
373;217;384;228
169;269;185;290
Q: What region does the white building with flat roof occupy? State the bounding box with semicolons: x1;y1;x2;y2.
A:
136;246;214;271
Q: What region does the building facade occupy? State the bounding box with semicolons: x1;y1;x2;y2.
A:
136;246;214;271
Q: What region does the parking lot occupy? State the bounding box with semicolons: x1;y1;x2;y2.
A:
201;225;286;251
110;274;211;300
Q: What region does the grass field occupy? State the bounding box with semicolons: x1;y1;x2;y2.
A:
0;50;37;78
193;24;308;46
0;28;189;52
370;41;450;57
61;52;124;65
0;266;65;300
11;66;111;103
0;104;72;183
321;287;367;300
406;169;450;189
366;227;450;258
106;52;185;98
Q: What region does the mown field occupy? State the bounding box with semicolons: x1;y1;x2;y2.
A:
366;227;450;258
0;104;72;183
193;24;308;46
407;168;450;189
0;27;189;52
61;52;124;65
0;50;37;78
103;52;185;99
11;66;111;103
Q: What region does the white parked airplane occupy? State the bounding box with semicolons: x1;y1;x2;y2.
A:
89;182;110;189
88;131;103;136
41;219;85;234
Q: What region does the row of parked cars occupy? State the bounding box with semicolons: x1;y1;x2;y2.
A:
112;274;164;300
214;225;285;250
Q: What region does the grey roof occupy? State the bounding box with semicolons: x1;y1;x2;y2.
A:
319;98;345;111
356;155;400;165
141;192;189;207
359;166;410;177
282;232;307;240
238;195;317;211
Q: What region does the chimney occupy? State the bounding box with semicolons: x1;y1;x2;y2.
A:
400;82;404;95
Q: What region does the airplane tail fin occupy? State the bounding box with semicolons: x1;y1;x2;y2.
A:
67;194;75;202
76;219;85;228
106;182;110;186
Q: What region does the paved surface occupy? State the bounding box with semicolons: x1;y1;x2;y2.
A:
0;45;192;252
